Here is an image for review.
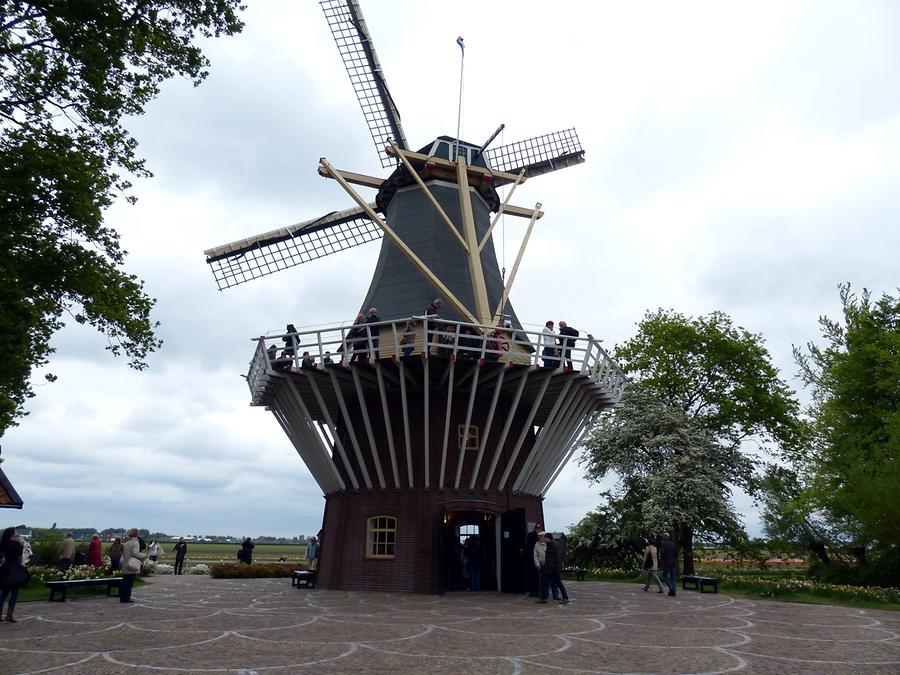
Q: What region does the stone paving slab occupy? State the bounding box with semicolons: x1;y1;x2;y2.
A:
0;575;897;673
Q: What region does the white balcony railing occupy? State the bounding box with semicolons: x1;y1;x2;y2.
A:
247;316;625;403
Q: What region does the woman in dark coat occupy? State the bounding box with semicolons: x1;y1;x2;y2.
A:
240;537;255;565
0;527;29;622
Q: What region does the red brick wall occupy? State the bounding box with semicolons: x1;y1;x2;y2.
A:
317;490;544;593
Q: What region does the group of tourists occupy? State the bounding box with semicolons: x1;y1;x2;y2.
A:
268;300;593;369
641;532;679;596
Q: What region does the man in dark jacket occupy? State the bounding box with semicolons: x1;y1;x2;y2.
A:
659;532;678;596
173;538;188;575
557;321;579;371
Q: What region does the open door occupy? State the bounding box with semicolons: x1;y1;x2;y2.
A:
499;508;527;593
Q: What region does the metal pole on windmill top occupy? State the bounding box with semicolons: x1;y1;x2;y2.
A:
455;36;464;161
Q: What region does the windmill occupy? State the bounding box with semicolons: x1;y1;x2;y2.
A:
204;0;624;594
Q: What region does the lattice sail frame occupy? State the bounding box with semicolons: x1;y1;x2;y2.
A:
320;0;408;168
204;206;383;290
485;128;585;177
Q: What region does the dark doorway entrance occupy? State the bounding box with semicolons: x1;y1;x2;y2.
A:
500;508;527;593
440;509;497;592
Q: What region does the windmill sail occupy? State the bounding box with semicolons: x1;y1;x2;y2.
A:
321;0;409;168
485;128;585;178
204;206;383;290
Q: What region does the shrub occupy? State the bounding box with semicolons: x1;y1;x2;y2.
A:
210;563;298;579
29;533;64;567
188;563;209;575
154;563;174;575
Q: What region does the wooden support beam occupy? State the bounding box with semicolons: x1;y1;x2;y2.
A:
457;155;492;325
479;169;527;253
469;366;505;490
492;203;541;325
352;368;386;489
317;166;384;190
502;204;545;220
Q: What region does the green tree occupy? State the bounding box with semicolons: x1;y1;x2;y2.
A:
582;309;802;574
758;464;839;564
566;493;647;571
0;1;244;435
793;284;900;548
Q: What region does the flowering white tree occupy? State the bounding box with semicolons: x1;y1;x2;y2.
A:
581;309;802;574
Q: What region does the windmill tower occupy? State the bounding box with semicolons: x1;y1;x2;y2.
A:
204;0;625;594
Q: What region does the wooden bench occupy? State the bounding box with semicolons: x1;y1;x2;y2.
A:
291;570;316;588
681;575;719;593
563;568;586;581
46;577;123;602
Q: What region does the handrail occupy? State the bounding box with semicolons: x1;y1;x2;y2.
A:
247;315;625;402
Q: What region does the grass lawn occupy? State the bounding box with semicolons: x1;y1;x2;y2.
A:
152;542;307;564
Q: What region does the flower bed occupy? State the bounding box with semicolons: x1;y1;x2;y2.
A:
210;562;303;579
720;575;900;604
29;564;118;583
587;567;641;581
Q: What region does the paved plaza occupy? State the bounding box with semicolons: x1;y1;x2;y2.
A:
0;575;898;673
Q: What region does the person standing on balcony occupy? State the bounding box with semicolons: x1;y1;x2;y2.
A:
366;307;381;360
424;298;443;348
541;321;559;369
557;321;579;371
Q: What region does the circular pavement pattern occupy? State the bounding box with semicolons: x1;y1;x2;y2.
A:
0;576;898;673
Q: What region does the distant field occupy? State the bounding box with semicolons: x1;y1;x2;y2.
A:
153;542;307;563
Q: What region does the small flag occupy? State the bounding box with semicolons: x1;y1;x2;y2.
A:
457;36;465;54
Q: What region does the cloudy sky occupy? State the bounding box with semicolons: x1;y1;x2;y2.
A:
3;1;899;539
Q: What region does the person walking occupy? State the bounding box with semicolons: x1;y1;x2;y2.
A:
641;538;664;593
86;534;103;567
659;532;678;596
305;536;319;572
120;528;146;603
58;532;75;571
0;527;29;622
107;537;123;574
173;538;188;575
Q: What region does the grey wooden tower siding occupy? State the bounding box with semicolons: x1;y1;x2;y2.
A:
361;179;522;327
